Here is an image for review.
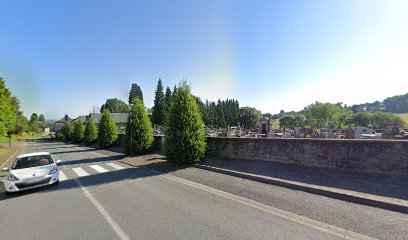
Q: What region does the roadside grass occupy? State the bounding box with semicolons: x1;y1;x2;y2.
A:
272;118;280;129
0;132;43;143
397;113;408;128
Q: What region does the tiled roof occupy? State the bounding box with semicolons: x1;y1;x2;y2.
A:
54;115;72;124
89;113;128;124
73;116;87;123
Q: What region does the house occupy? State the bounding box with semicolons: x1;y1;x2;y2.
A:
73;115;87;124
55;113;129;134
54;115;73;131
88;113;128;134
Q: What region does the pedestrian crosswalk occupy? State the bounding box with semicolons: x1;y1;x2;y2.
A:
89;165;109;173
59;171;68;181
106;162;125;170
59;162;128;182
72;167;90;177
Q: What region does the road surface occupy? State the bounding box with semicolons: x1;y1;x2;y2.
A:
0;140;407;239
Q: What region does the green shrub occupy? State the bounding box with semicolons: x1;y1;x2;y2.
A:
98;109;118;148
124;98;154;155
73;120;85;143
61;122;72;142
84;117;98;146
164;85;206;165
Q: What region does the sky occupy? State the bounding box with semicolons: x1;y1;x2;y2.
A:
1;0;408;120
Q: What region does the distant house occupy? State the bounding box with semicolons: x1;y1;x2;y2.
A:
88;113;128;134
55;113;129;135
54;115;73;131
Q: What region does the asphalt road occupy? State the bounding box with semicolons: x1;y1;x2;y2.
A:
0;140;407;240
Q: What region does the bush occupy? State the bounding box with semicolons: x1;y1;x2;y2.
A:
124;98;154;155
73;120;85;143
98;109;118;148
61;122;72;142
84;117;98;146
164;85;206;165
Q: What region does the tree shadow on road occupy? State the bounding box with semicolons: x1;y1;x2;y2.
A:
0;161;181;201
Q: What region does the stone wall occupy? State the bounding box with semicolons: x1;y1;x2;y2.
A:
206;137;408;178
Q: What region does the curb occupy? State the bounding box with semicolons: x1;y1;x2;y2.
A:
193;164;408;214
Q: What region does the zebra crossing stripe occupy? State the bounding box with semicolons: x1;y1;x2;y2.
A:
90;165;109;173
72;167;90;177
106;162;125;170
59;170;67;181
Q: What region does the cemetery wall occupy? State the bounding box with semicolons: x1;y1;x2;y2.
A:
205;137;408;178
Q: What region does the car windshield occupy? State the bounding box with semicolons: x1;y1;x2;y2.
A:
11;155;54;170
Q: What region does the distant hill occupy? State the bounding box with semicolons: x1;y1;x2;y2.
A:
45;120;57;125
349;93;408;114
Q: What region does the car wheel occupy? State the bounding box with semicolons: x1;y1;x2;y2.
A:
5;191;13;196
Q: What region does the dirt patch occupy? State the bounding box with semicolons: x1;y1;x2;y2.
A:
119;153;169;167
0;143;22;167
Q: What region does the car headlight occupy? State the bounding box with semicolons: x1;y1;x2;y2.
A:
8;174;19;181
49;167;58;175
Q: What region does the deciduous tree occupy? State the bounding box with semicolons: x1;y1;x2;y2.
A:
239;107;262;129
100;98;129;113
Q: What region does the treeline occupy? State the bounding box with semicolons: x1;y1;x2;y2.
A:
279;102;406;131
349;92;408;114
62;80;206;165
0;77;46;137
97;79;262;129
199;99;240;128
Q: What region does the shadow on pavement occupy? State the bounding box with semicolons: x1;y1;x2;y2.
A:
58;154;125;166
0;161;180;201
201;158;408;200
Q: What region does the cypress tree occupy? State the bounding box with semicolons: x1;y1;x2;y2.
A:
124;98;154;155
164;83;206;165
61;122;72;142
164;86;172;113
73;120;85;143
98;109;118;148
84;117;98;146
128;83;144;104
152;79;165;126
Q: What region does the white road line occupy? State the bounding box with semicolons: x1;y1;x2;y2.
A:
70;170;130;240
59;170;67;181
160;174;377;240
72;167;90;177
90;165;109;173
105;162;125;170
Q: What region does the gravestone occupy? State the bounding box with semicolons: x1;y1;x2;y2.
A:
327;129;334;139
345;127;355;139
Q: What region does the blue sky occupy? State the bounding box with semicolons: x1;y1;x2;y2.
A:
1;0;407;120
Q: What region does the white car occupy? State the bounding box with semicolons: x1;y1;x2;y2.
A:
2;152;60;194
